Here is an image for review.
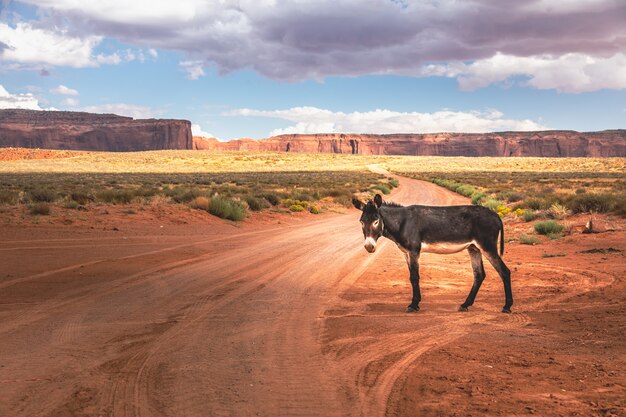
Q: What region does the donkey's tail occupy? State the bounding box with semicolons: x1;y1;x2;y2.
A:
499;218;505;256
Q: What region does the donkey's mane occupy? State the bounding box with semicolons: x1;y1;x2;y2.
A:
383;201;404;208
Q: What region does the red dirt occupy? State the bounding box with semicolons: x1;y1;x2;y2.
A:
0;177;624;417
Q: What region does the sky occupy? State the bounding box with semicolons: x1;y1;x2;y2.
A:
0;0;625;140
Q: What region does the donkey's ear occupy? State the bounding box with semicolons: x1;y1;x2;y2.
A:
352;198;365;210
374;193;383;208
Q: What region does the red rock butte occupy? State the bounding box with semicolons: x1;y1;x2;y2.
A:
1;109;624;156
0;109;192;151
194;130;626;157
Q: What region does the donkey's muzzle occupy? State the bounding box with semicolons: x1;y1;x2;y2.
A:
364;237;376;253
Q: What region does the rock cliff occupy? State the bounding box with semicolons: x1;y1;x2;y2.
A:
196;131;626;157
0;109;192;151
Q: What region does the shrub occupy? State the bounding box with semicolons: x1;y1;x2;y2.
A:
0;190;18;204
289;204;305;212
262;193;281;206
309;205;321;214
246;196;270;211
63;200;81;209
371;184;391;195
165;187;202;203
334;195;353;208
482;199;504;211
497;206;512;217
97;189;134;204
519;234;540;245
30;203;50;215
455;184;476;198
29;188;57;202
189;196;210;211
567;193;616;213
534;220;564;236
548;203;569;219
388;178;400;188
471;192;486;205
208;196;246;221
292;192;313;202
507;192;525;203
522;210;538;222
524;197;554;211
70;192;92;205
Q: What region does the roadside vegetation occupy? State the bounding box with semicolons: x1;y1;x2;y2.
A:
388;156;625;244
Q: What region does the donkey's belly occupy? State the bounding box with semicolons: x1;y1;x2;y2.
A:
421;241;475;254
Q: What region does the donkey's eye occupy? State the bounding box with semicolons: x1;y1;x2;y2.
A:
373;219;380;228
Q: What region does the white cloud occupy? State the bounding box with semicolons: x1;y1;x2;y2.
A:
80;103;157;119
62;97;80;107
13;0;626;91
148;48;158;58
50;84;79;96
0;84;43;110
226;106;546;136
191;123;215;138
179;60;205;80
0;22;151;69
0;22;101;68
425;52;626;93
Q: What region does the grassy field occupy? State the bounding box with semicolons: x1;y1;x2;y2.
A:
0;151;394;220
1;151;624;223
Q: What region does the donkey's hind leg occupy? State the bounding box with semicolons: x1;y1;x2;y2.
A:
459;245;486;312
484;250;513;313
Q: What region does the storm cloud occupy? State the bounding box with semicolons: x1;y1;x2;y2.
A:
9;0;626;90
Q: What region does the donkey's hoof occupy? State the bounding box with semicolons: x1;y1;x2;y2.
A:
458;305;469;312
406;306;420;313
501;308;512;314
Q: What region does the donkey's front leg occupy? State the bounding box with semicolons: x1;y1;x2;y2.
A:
407;251;421;313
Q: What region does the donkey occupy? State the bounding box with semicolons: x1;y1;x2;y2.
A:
353;194;513;313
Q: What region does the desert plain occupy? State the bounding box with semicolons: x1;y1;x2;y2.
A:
0;149;624;417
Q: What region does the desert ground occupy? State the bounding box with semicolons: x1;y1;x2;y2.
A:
0;153;625;417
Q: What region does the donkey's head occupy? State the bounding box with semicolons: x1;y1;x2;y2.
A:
353;194;384;253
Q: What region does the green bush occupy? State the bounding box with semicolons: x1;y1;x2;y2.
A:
455;184;476;197
246;196;270;211
471;192;486;205
534;220;564;236
30;203;51;215
97;189;134;204
309;205;321;214
164;187;202;203
522;210;538;222
208;196;246;221
567;193;616;213
63;200;81;209
482;199;504;211
519;234;540;245
524;197;555;211
70;192;92;205
289;204;305;212
262;193;281;206
388;178;399;188
29;188;57;202
0;190;18;204
507;192;525;203
371;184;391;195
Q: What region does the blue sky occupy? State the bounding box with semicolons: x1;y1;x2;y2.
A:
1;0;625;140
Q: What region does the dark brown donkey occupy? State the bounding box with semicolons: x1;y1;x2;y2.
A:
353;194;513;313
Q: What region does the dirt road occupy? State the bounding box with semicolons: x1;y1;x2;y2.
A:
1;177;624;417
